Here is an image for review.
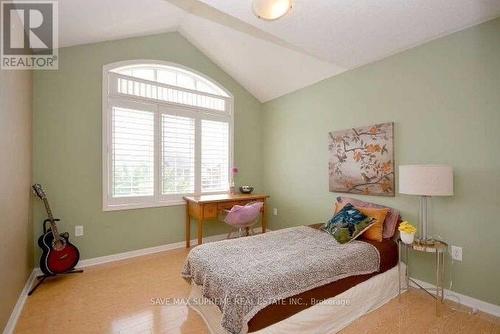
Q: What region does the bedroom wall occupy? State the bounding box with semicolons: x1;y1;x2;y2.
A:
33;32;263;260
0;70;33;330
262;18;500;305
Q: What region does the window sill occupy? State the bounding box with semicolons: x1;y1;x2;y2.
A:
103;200;186;212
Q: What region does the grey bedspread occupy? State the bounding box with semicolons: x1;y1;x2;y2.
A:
181;226;380;334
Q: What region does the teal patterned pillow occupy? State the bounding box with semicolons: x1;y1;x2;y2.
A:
324;204;375;244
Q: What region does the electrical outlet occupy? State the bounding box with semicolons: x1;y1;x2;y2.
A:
75;225;84;237
273;208;278;216
451;245;462;261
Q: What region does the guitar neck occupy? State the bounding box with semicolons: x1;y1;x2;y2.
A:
42;198;60;239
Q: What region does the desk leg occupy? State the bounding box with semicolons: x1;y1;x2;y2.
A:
185;205;190;248
197;219;203;246
261;200;267;233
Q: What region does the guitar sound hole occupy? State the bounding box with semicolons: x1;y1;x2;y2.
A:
52;239;66;251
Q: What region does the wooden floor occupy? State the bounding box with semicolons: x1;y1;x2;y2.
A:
15;247;499;334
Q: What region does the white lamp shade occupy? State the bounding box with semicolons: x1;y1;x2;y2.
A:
399;165;453;196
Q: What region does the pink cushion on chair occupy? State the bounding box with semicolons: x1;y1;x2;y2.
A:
224;202;263;227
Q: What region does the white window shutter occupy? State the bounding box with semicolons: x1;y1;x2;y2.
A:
161;114;195;195
201;120;230;192
111;107;155;197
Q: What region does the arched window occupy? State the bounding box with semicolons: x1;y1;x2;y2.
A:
102;60;233;210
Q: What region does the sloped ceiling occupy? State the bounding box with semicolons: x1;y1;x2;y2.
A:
56;0;500;102
179;14;343;102
58;0;184;47
197;0;500;69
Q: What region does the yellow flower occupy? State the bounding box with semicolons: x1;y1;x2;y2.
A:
398;221;416;234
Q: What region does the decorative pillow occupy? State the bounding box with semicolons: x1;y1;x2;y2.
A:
336;196;400;239
335;203;389;242
324;204;375;244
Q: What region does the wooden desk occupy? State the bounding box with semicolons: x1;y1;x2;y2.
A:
183;193;269;248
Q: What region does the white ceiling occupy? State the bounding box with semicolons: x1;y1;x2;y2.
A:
198;0;500;68
56;0;500;102
58;0;184;48
180;14;343;101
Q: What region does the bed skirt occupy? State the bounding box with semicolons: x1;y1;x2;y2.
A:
188;263;406;334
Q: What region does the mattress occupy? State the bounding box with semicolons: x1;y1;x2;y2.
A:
247;225;398;332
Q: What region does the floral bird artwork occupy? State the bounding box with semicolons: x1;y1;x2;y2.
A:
328;122;395;196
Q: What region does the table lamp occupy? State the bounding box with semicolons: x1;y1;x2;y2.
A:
399;165;453;245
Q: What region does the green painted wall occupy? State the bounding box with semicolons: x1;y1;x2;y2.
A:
262;18;500;305
33;32;262;260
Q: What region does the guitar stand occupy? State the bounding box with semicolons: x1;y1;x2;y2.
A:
28;269;84;296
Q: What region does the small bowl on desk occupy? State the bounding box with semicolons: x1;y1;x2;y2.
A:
239;186;254;194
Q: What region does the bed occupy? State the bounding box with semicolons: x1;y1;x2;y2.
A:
182;224;401;334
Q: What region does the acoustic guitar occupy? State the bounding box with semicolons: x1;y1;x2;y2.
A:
32;184;80;275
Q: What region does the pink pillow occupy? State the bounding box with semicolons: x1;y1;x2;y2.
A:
336;196;401;239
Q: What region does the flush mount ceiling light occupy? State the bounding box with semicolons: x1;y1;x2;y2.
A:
253;0;292;21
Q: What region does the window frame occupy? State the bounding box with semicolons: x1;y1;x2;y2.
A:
102;60;234;211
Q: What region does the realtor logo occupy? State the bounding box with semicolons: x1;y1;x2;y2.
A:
1;1;58;69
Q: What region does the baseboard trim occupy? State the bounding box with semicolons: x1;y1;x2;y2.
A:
409;277;500;317
77;230;253;268
2;270;37;334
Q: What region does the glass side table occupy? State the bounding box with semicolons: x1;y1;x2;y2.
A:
398;239;448;315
